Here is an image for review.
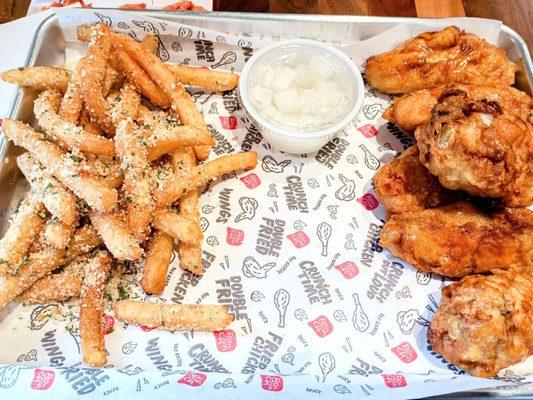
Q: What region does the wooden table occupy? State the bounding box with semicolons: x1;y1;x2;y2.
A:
1;0;531;50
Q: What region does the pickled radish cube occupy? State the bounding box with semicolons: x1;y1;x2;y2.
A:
294;63;314;88
299;89;319;114
251;85;273;107
273;88;300;115
262;66;275;89
313;80;340;92
319;90;344;108
271;66;297;91
307;58;334;80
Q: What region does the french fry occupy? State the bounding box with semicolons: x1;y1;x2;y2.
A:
79;29;115;135
76;24;94;42
2;119;118;211
44;220;74;249
115;119;152;241
80;250;111;367
168;65;239;92
34;90;116;156
90;212;143;261
114;300;233;331
79;109;103;136
140;231;174;295
141;34;159;54
152;209;202;243
109;82;141;126
114;48;171;109
59;64;84;124
102;65;124;96
0;191;45;274
17;153;78;226
17;258;86;304
80;156;124;189
172;149;202;275
111;33;213;160
0;67;71;92
0;224;101;309
146;125;215;161
156;152;258;207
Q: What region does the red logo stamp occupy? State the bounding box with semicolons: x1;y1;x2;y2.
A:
240;173;261;189
31;369;55;390
335;261;359;279
219;116;237;130
308;315;333;337
178;372;207;387
382;374;407;388
358;124;378;138
214;329;237;352
141;325;155;332
261;375;283;392
357;193;379;210
102;315;114;335
391;342;418;363
287;231;310;248
226;227;244;246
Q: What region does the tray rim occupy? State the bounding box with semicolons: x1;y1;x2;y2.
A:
0;10;532;399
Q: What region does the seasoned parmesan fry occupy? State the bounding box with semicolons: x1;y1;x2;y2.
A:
114;300;233;331
0;191;45;274
80;250;111;367
102;65;124;96
17;258;86;304
141;34;159;54
156;152;258;207
44;220;74;249
2;119;118;211
152;209;202;243
76;24;93;42
141;231;174;295
17;153;78;226
172;149;202;275
0;67;71;92
169;65;239;92
147;125;215;161
112;33;212;160
115;119;152;242
0;224;101;309
80;156;124;189
114;48;171;109
110;82;141;125
59;64;84;124
34;90;116;155
79;30;115;135
90;212;143;261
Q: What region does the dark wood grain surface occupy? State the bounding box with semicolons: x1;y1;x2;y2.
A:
1;0;531;51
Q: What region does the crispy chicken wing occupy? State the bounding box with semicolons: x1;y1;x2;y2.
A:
374;146;458;213
380;201;533;277
383;84;533;131
365;26;517;94
428;271;533;377
415;90;532;206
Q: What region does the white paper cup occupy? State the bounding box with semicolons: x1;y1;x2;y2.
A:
239;39;364;154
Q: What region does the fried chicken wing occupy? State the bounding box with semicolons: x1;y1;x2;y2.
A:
365;26;517;94
383;84;532;131
374;146;458;213
415;90;532;206
380;202;533;277
428;271;533;377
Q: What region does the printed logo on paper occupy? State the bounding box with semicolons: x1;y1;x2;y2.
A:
335;261;359;279
178;372;207;387
287;231;310;248
358;124;379;138
261;375;283;392
214;329;237;352
240;173;261;189
30;369;55;391
226;227;244;246
357;193;379;210
308;315;334;337
219;116;238;130
391;342;418;363
102;315;114;335
382;373;407;388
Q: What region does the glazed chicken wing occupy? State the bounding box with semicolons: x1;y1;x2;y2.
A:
365;26;517;94
380;202;533;277
383;84;533;131
374;146;458;213
428;271;533;377
415;90;532;206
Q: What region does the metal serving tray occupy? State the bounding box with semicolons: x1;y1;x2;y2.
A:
1;10;532;399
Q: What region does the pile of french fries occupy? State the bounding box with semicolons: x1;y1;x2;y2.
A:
0;23;257;367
